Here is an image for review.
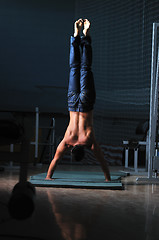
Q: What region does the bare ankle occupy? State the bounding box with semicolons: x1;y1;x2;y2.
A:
83;19;90;36
83;29;89;36
74;19;83;37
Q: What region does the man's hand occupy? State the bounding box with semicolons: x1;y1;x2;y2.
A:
91;142;111;181
45;139;68;180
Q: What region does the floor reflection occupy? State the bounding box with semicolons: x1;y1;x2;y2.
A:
46;183;159;240
1;166;159;240
144;184;159;240
47;190;90;240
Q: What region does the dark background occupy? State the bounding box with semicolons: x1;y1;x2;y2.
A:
0;0;159;145
0;0;74;113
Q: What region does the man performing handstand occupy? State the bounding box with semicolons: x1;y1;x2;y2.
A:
46;19;111;181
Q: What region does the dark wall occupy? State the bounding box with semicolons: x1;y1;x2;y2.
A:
0;0;75;113
2;0;159;146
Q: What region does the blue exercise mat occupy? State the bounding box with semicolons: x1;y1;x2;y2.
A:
29;171;124;190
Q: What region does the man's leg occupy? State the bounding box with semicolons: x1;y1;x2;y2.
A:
45;20;83;180
80;20;110;180
68;19;83;111
79;19;96;112
68;36;80;92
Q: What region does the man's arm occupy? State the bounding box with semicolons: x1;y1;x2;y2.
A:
91;141;111;181
45;139;68;180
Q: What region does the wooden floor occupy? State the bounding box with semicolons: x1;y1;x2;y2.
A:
0;164;159;240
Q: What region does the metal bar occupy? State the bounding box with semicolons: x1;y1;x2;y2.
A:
153;46;159;158
51;118;55;159
148;23;158;178
134;149;138;172
39;127;54;129
149;44;159;175
10;144;14;152
145;133;149;171
123;140;147;145
19;138;29;183
9;144;14;167
125;148;129;168
35;107;39;159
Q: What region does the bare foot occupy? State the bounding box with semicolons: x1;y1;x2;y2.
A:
74;18;83;37
83;19;90;36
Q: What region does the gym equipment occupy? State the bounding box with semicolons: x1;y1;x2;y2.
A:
30;107;56;164
8;138;36;220
137;23;159;181
123;140;148;172
8;181;36;220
